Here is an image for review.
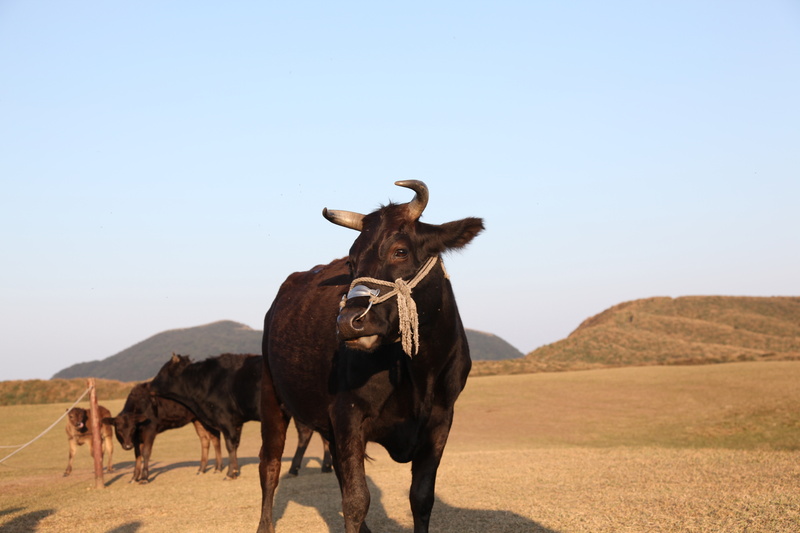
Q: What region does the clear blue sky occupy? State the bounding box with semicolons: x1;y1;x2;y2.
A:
1;1;798;381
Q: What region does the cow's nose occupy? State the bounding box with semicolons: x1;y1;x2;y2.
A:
337;307;365;338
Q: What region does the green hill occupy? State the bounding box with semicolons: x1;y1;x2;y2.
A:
473;296;800;376
51;320;521;382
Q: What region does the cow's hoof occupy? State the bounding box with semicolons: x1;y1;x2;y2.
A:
288;468;299;476
321;465;333;473
138;479;149;485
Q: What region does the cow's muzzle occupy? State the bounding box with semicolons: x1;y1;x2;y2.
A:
337;293;382;351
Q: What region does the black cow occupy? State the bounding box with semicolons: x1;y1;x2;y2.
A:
257;180;483;533
151;353;332;480
104;381;224;484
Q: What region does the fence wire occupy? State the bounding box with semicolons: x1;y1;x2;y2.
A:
0;385;92;464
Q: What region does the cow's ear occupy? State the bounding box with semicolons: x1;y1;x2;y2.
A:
421;217;484;255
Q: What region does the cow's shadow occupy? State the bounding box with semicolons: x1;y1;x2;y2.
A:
114;455;329;485
105;522;143;533
271;468;557;533
106;457;259;486
0;508;54;533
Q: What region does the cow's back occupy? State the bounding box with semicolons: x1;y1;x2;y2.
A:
263;258;350;432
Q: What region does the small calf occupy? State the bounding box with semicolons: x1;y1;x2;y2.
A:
64;405;115;476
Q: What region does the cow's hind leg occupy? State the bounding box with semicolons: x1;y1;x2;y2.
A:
257;363;289;533
289;418;312;476
192;420;211;474
320;436;333;473
209;430;223;473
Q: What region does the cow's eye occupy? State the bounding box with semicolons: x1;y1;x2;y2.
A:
394;248;408;259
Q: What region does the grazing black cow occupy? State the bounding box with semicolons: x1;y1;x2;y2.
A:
151;353;332;479
257;180;483;533
103;381;224;484
64;405;115;476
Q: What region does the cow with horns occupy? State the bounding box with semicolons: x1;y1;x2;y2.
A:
257;180;483;533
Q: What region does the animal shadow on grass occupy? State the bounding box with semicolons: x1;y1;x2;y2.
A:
432;497;558;533
0;508;54;533
271;470;556;533
105;522;143;533
104;460;136;486
119;456;262;484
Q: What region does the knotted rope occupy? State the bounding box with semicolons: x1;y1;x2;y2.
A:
341;256;447;356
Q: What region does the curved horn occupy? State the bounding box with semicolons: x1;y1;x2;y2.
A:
395;180;429;221
322;208;364;232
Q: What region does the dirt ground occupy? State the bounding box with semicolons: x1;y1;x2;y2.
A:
2;364;799;532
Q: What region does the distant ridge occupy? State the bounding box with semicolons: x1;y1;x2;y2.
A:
473;296;800;376
52;320;262;381
465;329;523;361
51;321;522;382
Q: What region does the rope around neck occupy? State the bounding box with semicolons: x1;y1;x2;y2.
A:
342;256;448;356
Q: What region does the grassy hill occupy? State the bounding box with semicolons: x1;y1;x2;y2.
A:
473;296;800;376
50;320;521;383
0;378;136;406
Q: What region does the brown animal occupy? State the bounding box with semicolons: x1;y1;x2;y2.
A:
64;405;115;476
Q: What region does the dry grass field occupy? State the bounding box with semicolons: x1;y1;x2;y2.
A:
2;361;799;532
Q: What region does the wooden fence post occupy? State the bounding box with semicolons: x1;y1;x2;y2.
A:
88;378;104;489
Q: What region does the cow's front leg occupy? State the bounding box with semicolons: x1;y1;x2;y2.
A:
222;430;241;479
332;410;371;533
139;437;153;484
132;445;143;482
409;408;454;533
